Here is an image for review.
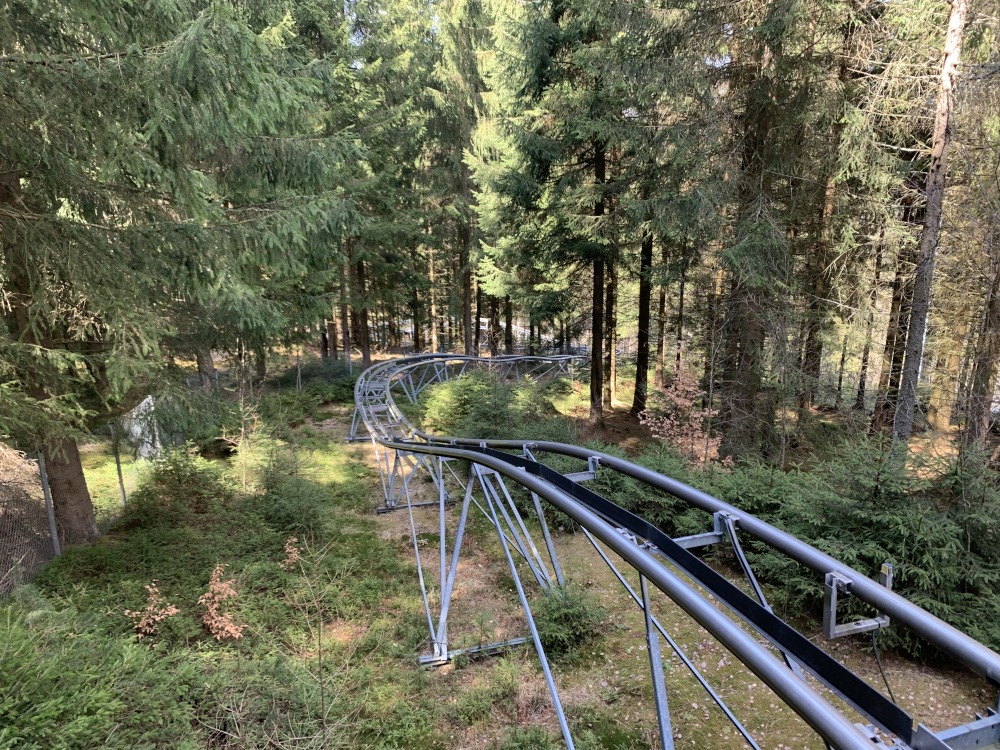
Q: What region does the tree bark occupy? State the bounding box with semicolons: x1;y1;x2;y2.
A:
892;0;968;445
964;266;1000;449
489;296;500;356
339;264;351;367
854;237;882;411
654;244;668;388
590;259;605;424
871;247;913;432
196;347;216;389
327;316;339;360
603;260;616;410
474;281;482;354
429;245;440;353
44;437;98;546
675;254;687;375
719;283;766;460
504;295;513;354
353;258;372;368
835;335;848;409
631;232;653;416
927;315;967;430
6;256;98;544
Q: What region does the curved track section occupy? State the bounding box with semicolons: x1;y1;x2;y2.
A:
352;354;1000;750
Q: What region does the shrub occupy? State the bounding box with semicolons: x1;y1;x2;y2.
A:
532;583;605;659
249;466;329;536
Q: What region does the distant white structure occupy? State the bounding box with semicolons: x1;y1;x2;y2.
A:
120;396;162;458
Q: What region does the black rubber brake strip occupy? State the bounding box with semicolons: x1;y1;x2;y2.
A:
458;444;913;743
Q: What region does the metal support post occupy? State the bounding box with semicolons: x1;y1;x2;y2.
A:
483;475;574;750
641;574;675;750
110;422;128;508
38;454;61;557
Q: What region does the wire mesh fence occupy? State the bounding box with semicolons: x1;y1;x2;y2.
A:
0;445;57;596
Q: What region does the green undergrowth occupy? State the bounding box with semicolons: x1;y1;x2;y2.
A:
420;371;1000;659
421;371;576;442
1;365;441;750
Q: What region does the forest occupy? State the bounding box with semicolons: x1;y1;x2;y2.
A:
3;0;1000;546
4;0;1000;747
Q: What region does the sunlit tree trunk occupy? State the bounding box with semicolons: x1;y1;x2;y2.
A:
893;0;968;445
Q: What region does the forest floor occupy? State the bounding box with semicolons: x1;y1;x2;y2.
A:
338;398;993;750
3;361;993;750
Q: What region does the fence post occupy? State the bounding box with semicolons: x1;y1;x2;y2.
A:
37;453;61;557
110;422;128;508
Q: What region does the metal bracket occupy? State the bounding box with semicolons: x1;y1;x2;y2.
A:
672;511;727;550
564;456;600;483
823;563;893;639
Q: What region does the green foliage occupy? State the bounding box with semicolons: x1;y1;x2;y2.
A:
421;372;575;442
451;657;521;725
532;583;606;660
269;359;358;405
497;727;558;750
249;464;330;537
697;438;1000;656
573;710;651;750
9;413;441;749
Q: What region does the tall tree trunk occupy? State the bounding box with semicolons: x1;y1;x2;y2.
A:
591;259;605;424
799;14;854;412
411;286;422;353
528;318;536;355
964;266;1000;449
892;0;968;445
631;232;654;416
504;295;513;355
461;241;473;355
835;335;848;409
319;326;329;360
339;266;351;366
7;258;97;544
328;316;339;360
44;437;98;546
489;296;500;356
719;283;766;460
474;282;482;354
254;345;267;381
654;244;668;388
354;259;372;368
927;315;967;430
429;245;439;352
603;260;616;410
590;142;607;424
675;254;687;375
196;347;216;389
871;247;912;431
854;237;883;411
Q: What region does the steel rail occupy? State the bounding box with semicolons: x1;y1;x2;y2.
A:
378;436;877;750
353;353;1000;749
364;354;1000;688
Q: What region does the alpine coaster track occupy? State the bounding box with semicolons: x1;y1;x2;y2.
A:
350;353;1000;750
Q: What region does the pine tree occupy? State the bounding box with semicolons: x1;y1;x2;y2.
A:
0;1;362;543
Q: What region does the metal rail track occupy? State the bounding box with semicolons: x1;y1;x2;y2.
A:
351;353;1000;750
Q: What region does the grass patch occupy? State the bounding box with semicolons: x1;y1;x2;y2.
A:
2;364;444;750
